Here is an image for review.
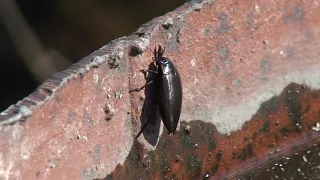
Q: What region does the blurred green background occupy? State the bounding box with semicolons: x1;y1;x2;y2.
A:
0;0;187;112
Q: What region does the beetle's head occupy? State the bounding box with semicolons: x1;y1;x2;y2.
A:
151;45;174;74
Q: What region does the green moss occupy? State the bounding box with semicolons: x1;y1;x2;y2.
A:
161;158;170;176
238;148;247;161
180;131;195;149
252;130;260;139
284;84;304;131
163;139;172;149
35;171;40;178
280;127;289;136
216;151;223;161
262;122;270;132
170;173;177;179
267;144;275;148
238;143;254;161
302;105;310;114
242;122;249;130
105;174;113;180
295;122;304;131
209;138;216;151
186;155;202;176
208;131;217;151
257;96;280;117
247;144;254;156
232;152;237;159
200;135;205;142
211;164;219;174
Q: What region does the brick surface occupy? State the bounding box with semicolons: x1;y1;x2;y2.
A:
1;0;320;179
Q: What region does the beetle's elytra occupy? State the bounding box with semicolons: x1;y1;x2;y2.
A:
131;45;182;139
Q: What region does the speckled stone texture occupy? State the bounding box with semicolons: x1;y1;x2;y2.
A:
1;0;320;179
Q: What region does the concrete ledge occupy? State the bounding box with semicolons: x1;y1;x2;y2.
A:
1;0;320;179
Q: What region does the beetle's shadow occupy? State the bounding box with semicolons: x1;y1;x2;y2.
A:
138;62;162;146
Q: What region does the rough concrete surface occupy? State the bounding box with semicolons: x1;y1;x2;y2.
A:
1;0;320;179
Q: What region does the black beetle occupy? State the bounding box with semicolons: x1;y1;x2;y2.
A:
131;45;182;139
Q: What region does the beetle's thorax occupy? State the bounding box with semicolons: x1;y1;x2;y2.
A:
156;57;174;75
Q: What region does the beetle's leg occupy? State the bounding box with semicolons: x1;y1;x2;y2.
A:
140;69;157;79
129;69;158;92
129;80;154;92
135;119;151;139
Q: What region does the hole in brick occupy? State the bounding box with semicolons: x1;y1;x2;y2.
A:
104;104;115;121
129;45;142;56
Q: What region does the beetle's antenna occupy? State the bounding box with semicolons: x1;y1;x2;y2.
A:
147;47;156;61
151;45;158;61
157;45;164;57
147;47;153;54
149;44;165;61
154;45;158;58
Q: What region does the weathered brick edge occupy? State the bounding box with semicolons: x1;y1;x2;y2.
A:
0;41;121;125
